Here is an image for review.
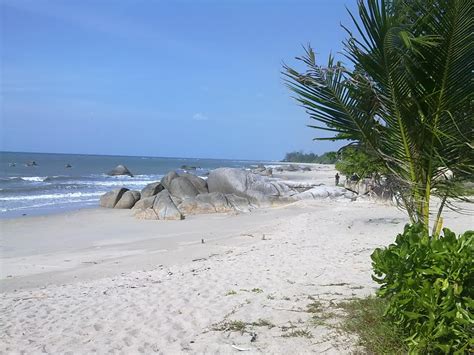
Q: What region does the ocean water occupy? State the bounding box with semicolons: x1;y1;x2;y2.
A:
0;152;266;218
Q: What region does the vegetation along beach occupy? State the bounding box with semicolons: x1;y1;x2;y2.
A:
1;0;472;353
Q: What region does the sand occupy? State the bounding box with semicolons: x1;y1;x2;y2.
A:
1;168;472;354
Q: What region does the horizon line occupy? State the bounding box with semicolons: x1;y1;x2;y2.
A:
0;150;282;163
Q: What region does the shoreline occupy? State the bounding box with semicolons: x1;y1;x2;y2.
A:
0;160;333;220
2;167;471;353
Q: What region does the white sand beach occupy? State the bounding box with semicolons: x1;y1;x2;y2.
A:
1;168;471;354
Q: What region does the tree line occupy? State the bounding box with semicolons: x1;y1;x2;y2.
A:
282;151;337;164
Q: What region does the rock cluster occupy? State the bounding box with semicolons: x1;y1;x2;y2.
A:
100;188;140;209
251;164;273;176
207;168;295;206
274;164;312;172
344;178;393;200
100;167;356;220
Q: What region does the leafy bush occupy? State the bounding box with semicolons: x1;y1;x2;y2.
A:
335;146;387;179
371;224;474;353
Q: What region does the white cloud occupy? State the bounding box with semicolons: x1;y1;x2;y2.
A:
192;113;209;121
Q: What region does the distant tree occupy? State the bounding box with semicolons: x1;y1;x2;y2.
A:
318;151;337;164
282;151;337;164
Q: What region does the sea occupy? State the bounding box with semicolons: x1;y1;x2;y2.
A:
0;151;268;218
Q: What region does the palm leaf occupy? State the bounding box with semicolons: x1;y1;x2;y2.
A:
284;0;473;227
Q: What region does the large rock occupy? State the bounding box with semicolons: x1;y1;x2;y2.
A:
134;208;159;220
177;192;253;215
108;164;133;177
100;188;129;208
132;195;156;210
207;168;294;204
225;194;253;212
160;171;179;190
179;173;208;194
178;198;216;215
196;192;232;212
115;190;141;209
153;190;183;220
141;182;164;198
294;186;353;200
133;190;183;220
168;176;199;199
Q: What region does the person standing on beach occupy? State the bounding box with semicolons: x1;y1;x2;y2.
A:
335;173;340;186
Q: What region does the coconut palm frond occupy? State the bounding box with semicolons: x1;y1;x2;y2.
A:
284;0;473;228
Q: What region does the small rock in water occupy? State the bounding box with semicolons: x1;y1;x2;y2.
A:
107;164;133;177
180;165;198;170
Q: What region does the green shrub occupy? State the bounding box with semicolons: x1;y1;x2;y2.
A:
371;224;474;353
335;146;387;179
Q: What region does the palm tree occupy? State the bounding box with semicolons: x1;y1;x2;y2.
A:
284;0;473;233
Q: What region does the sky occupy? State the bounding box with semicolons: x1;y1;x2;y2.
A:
1;0;357;160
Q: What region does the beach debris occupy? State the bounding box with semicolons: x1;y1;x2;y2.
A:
231;345;252;351
321;282;350;287
201;238;205;244
250;332;257;342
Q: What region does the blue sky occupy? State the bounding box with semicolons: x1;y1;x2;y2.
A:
1;0;357;160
